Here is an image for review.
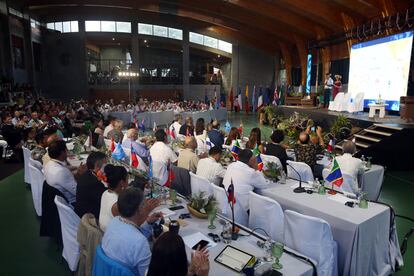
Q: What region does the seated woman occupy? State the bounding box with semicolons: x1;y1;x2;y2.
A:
106;119;124;143
147;232;209;276
92;118;105;148
245;127;264;153
99;164;129;232
194;118;207;152
224;127;240;146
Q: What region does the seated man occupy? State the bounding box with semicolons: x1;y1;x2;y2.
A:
44;140;86;204
294;126;325;177
75;151;108;219
149;129;178;185
335;140;364;182
196;146;226;186
207;120;224;147
265;129;288;171
1;114;23;153
177;136;200;173
122;128;149;162
102;188;162;276
223;149;270;212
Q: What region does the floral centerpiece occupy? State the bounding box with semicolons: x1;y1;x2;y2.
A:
262;161;281;182
187;192;217;219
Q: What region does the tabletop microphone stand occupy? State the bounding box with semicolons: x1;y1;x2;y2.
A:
287;163;306;193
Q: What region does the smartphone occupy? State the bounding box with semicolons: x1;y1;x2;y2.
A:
311;126;316;132
192;240;209;250
169;205;184;211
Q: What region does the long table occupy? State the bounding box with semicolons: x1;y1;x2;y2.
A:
104;109;228;127
259;179;402;276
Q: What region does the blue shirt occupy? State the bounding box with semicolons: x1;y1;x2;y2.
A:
122;139;150;159
102;217;153;276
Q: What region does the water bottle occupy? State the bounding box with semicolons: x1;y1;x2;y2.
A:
361;155;367;167
279;168;286;184
313;178;320;190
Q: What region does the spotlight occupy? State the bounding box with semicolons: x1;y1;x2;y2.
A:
144;40;147;43
112;37;115;41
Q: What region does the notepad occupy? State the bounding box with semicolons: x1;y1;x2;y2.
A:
215;245;255;273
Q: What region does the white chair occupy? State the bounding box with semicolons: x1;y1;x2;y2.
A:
29;163;44;216
348;92;365;113
210;183;248;226
341;173;358;195
30;157;43;171
260;154;283;170
249;192;284;242
22;147;32;185
328;92;344;111
54;196;81;272
190;172;212;197
284;210;338;276
286;160;314;182
337;93;351;112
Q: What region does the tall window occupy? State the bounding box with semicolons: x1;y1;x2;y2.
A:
85;21;131;33
47;21;79;33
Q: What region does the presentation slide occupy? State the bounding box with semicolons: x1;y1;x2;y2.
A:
347;31;413;111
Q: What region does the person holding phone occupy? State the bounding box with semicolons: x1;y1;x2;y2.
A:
147;232;210;276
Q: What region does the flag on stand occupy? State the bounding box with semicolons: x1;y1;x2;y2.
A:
148;156;153;178
257;92;263;110
153;121;157;133
252;85;256;113
231;139;241;160
225;121;231;133
112;143;126;161
237;87;242;112
326;159;343;187
227;179;236;204
245;84;249;114
253;146;263;171
167;125;176;140
273;87;279;105
130;146;139;168
327;139;335;153
110;138;115;152
206;137;215;150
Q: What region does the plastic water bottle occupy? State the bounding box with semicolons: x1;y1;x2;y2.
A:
313;178;320;190
361;155;365;162
279;168;287;184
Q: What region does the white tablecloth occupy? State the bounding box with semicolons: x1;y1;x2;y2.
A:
259;179;401;276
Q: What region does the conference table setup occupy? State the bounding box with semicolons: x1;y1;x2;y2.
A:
103;108;228;127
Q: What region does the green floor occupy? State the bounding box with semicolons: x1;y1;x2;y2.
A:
0;113;412;275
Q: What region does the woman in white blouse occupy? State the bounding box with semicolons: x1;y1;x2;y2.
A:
99;164;129;231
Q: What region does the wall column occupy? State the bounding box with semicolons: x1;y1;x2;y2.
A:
131;35;140;100
182;28;190;99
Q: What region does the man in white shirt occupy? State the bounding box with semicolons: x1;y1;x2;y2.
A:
149;129;178;186
323;73;334;108
103;116;116;138
44;140;86;204
169;114;182;139
335;141;364;182
196;146;226;186
223;149;271;212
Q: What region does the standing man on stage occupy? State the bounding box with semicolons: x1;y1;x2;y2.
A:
323;73;334;108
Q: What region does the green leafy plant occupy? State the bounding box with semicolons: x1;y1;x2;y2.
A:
328;115;352;141
188;192;217;214
262;161;281;181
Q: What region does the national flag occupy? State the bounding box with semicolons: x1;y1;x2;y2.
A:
327;139;335;153
245;84;249;114
112;143;126;160
273;87;279;105
252;85;256;113
237;87;242;111
166;161;175;187
231;139;241;160
253;146;263;171
225;121;231;133
153;121;157;132
227;179;236;204
110;138;115;152
325;159;343;187
130;146;139;168
168;125;176;140
205;137;214;150
257;92;263;109
148;156;153;178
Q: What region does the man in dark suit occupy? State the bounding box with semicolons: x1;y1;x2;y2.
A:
265;130;288;171
75;151;107;219
207;120;224;147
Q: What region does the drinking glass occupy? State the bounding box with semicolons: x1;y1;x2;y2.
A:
207;208;217;229
161;187;168;205
366;157;372;169
222;222;232;244
358;191;368;209
271;242;284;270
261;237;273;262
318;182;326;195
169;189;177;205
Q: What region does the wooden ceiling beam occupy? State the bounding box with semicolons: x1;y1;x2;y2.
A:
331;0;379;19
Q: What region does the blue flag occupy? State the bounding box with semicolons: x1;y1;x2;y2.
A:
148;155;153;178
112;143;126;160
225;120;231;133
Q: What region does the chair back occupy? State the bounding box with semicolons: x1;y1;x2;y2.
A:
284;210;338;276
40;181;67;245
286;160;314;182
249;192;284;242
260;154;283;170
353;92;365;112
210;183;248;226
341;173;358;194
54;196;81;272
29;163;44;216
189;172;212;197
170;165;191;196
338;93;351;112
329;92;344;111
22;146;32;184
92;245;134;276
30;157;43;171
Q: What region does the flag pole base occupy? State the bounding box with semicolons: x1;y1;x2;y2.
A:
293;187;306;193
328;189;337;195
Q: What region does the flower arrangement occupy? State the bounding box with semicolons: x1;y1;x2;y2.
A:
262;161;281;182
187;192;217;218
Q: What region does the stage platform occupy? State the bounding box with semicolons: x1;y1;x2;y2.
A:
273;105;414;129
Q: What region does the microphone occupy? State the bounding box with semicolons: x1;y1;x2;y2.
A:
286;162;306;193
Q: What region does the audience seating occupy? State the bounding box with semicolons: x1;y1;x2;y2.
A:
248;192;284;242
28;163;44;216
22;147;32;185
189;172;213;197
54;196;81;272
92;245;134;276
286;160;314;182
284;210;338;276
